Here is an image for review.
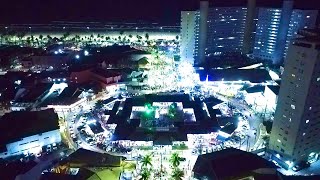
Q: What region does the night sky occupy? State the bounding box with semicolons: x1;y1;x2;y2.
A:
0;0;319;25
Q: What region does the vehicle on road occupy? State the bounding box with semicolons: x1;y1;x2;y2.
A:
293;161;310;172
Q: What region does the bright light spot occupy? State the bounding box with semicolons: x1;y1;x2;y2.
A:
218;130;231;138
277;139;281;143
269;70;280;80
87;119;96;124
75;55;80;59
58;49;63;53
54;51;58;55
306;120;309;124
63;78;66;81
276;154;281;158
14;80;21;85
84;50;89;56
286;161;294;168
169;47;174;52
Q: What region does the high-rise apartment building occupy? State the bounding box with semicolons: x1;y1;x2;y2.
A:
269;29;320;165
180;11;197;65
180;0;318;65
253;0;317;64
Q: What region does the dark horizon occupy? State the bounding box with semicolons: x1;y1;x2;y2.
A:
0;0;319;25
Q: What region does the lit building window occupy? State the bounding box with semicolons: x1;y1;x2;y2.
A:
306;120;309;123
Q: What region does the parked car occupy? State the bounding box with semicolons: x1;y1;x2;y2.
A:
293;161;310;172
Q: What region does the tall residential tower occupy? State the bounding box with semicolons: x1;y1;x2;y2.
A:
269;29;320;165
180;0;318;66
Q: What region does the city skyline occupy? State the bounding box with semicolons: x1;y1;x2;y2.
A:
1;0;320;179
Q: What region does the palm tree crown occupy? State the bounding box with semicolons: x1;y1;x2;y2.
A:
141;154;152;168
170;152;182;168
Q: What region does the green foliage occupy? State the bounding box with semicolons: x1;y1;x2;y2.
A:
138;146;153;151
140;167;151;180
94;100;104;110
263;120;273;133
141;154;152;168
172;143;188;150
171;167;184;180
169;152;182;168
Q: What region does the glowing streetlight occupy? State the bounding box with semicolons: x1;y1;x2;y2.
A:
54;51;58;55
84;50;89;56
75;55;80;59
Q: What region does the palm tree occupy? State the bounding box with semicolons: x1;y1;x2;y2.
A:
171;168;184;180
94;100;104;111
139;167;151;180
169;152;182;168
17;32;26;45
38;34;43;46
141;154;152;168
145;33;149;40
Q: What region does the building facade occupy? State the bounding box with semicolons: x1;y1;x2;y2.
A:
180;11;197;65
269;31;320;165
205;7;248;57
253;3;318;64
180;0;318;65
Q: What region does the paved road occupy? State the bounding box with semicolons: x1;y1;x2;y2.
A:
214;94;264;151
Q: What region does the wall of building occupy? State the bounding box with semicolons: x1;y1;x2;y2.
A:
0;129;61;158
180;1;318;66
180;11;196;64
253;8;317;64
269;39;320;163
206;7;248;57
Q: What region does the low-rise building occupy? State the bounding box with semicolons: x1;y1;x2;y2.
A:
0;109;61;158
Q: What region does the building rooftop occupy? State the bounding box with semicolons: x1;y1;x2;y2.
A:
91;68;121;79
15;83;53;103
0;109;59;149
61;148;122;167
193;148;277;180
48;86;83;105
198;69;272;83
267;85;280;95
0;160;37;180
245;85;265;94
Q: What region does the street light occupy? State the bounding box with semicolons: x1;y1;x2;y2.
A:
75;55;80;59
